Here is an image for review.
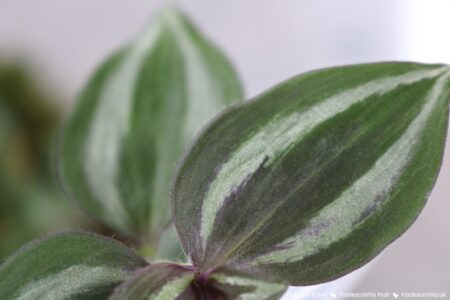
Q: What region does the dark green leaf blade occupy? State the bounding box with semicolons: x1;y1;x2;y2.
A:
59;7;242;239
172;62;450;284
0;231;147;299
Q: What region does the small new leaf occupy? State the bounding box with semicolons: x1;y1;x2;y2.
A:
110;263;285;300
0;232;147;299
59;8;242;239
172;62;450;285
110;263;194;300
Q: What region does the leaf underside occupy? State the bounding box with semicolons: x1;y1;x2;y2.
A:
0;231;147;299
172;62;450;285
59;8;242;239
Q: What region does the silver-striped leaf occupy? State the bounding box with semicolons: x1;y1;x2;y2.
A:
110;263;194;300
172;62;450;285
0;231;147;299
59;7;243;239
110;263;286;300
209;270;286;300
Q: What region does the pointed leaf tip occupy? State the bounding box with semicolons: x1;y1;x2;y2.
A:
59;7;243;239
173;62;450;285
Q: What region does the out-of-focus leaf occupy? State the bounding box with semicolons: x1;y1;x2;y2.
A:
60;7;243;240
0;102;13;180
0;231;147;299
0;62;96;260
0;62;59;181
172;62;450;285
110;263;285;300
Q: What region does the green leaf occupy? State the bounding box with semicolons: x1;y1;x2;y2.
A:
172;62;450;285
209;271;287;300
0;231;147;299
59;7;243;239
110;263;285;299
155;223;187;262
110;263;194;300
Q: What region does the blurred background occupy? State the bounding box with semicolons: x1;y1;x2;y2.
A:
0;0;449;297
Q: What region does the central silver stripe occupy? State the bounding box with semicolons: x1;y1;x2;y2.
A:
84;21;162;231
253;70;450;265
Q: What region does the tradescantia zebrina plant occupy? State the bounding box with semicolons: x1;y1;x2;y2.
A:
2;62;449;300
1;8;450;300
112;62;450;297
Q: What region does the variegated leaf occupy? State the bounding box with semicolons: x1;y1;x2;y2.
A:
110;263;194;300
0;231;147;299
210;270;286;300
59;7;242;239
110;263;285;300
172;62;450;285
